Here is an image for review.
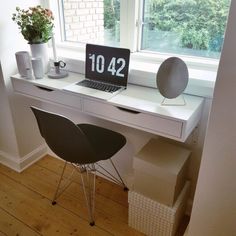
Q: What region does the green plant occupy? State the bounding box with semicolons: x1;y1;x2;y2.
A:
12;5;54;44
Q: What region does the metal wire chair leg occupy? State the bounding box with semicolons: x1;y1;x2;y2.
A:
80;165;96;226
109;159;128;191
52;161;68;205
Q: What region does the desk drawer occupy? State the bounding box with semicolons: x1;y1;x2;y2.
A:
84;99;182;138
12;78;82;110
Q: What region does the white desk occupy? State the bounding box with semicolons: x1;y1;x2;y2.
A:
11;73;204;142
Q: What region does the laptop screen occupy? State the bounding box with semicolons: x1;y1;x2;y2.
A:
85;44;130;87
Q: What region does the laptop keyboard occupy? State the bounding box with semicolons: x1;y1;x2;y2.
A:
76;80;121;93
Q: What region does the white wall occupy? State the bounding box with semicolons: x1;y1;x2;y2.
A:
0;0;41;168
188;0;236;235
0;63;19;157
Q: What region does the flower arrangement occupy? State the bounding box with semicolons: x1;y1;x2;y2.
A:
12;5;54;44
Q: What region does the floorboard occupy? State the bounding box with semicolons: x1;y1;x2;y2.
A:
0;155;188;236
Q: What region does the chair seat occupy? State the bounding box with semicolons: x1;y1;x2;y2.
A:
78;124;126;163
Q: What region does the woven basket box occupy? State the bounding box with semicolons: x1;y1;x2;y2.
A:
128;181;190;236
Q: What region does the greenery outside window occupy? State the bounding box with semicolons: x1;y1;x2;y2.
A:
141;0;230;59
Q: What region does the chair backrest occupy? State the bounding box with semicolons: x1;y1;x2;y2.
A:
31;106;96;164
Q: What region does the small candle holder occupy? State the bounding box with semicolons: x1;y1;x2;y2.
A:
47;60;68;79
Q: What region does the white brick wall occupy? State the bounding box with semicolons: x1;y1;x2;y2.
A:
63;0;104;44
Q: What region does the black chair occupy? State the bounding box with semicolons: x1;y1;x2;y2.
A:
31;106;127;226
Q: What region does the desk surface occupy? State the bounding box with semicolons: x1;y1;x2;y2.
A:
11;73;204;142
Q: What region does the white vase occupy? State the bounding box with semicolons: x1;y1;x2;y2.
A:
30;43;49;73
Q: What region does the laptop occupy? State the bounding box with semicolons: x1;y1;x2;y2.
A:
63;44;130;100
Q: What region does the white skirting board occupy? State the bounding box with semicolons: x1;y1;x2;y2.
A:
0;144;47;172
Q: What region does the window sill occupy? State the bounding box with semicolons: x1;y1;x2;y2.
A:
51;46;217;99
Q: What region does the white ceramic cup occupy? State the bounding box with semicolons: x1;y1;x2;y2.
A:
31;57;44;79
15;51;32;78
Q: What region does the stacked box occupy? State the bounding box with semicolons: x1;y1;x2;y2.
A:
133;138;191;206
128;182;190;236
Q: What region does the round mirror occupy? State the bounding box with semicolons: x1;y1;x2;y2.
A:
156;57;189;99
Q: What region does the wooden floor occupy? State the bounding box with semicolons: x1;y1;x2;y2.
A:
0;155;188;236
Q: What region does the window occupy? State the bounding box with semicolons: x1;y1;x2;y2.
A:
141;0;231;59
52;0;230;60
60;0;120;47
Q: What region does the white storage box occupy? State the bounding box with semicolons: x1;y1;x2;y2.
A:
128;181;190;236
133;138;190;206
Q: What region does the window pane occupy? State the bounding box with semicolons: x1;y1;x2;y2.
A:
141;0;230;59
61;0;120;46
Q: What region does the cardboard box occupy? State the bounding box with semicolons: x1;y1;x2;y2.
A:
133;138;190;206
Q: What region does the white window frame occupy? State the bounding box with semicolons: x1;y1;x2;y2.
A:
44;0;222;98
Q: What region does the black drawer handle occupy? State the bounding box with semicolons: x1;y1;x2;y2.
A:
116;106;140;114
35;85;54;92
